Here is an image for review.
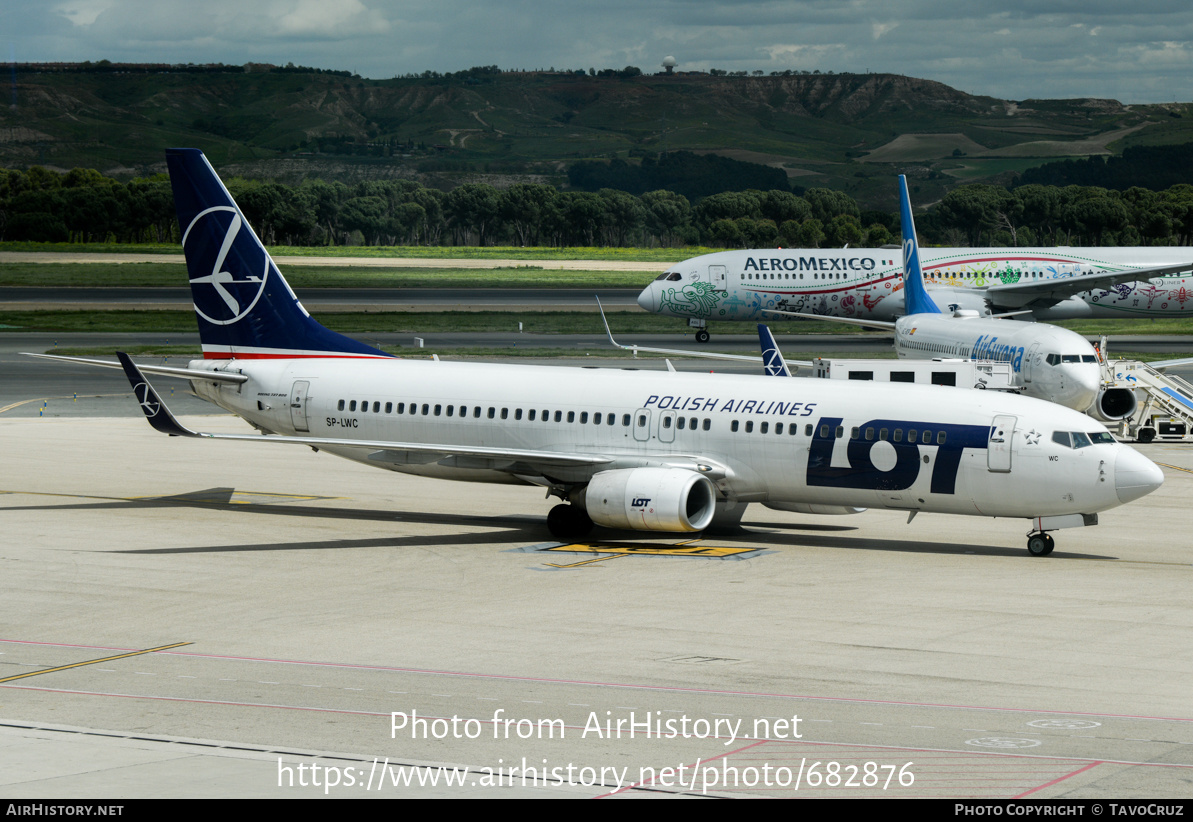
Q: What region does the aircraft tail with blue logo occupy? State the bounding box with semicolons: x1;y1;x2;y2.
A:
898;174;941;317
166;148;389;360
757;325;793;377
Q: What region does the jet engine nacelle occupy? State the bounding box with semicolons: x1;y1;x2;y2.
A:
924;287;993;317
582;467;716;532
1088;387;1138;422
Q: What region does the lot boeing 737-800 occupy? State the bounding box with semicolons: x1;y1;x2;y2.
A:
28;150;1165;556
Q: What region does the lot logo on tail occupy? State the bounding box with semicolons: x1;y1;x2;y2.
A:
133;382;161;418
182;206;270;326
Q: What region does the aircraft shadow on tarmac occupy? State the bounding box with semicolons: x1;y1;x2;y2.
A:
4;486;1119;560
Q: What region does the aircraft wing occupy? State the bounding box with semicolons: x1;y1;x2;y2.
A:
115;353;733;479
596;296;811;368
982;261;1193;309
1144;356;1193;371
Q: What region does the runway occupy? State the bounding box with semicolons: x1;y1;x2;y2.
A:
3;348;1193;797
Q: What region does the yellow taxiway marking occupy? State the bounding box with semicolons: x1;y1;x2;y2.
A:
1156;462;1193;476
0;642;192;684
543;554;631;569
543;540;758;558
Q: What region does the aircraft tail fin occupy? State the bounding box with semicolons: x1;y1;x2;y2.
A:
166;148;389;360
757;325;793;377
898;175;941;316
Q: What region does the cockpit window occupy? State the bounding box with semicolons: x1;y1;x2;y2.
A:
1046;354;1060;366
1052;430;1113;448
1062;354;1081;363
667;272;682;281
1082;355;1097;363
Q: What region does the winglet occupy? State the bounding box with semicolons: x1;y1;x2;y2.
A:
757;325;793;377
898;175;941;316
116;352;199;437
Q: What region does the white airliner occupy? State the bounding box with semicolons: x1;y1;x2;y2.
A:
638;243;1193;341
27;149;1166;557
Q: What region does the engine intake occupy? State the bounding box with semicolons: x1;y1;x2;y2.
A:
583;468;716;532
1089;387;1138;422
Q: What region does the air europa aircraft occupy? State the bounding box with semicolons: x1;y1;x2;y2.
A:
638;243;1192;343
762;177;1139;422
28;149;1165;556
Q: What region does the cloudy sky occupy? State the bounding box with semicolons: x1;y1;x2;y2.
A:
6;0;1192;103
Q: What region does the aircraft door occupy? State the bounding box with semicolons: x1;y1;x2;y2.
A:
633;408;652;442
708;265;727;286
1023;343;1040;384
988;414;1016;473
659;411;676;443
290;380;311;432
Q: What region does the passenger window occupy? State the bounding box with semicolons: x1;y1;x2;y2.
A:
501;408;509;420
373;402;380;413
421;404;429;415
434;404;442;416
338;400;345;411
529;410;536;421
663;416;672;429
865;427;874;440
745;421;754;433
805;424;813;436
622;414;631;426
385;402;392;414
936;431;946;445
489;408;496;419
819;425;829;437
568;411;575;423
350;401;357;412
677;417;686;430
704;419;712;432
835;426;844;438
515;409;523;420
637;414;646;427
893;429;903;442
594;412;602;424
446;406;454;417
580;412;587;424
554;410;562;422
776;422;784;435
731;420;739;432
760;421;768;434
850;426;859;439
908;429;918;443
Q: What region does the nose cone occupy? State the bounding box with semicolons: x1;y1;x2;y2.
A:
637;284;657;313
1065;364;1100;412
1115;447;1164;504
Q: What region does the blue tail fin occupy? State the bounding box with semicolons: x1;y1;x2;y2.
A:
898;175;941;316
166;148;389;360
757;325;792;377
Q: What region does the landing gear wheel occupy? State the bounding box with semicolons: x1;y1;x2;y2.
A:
547;504;593;541
1137;427;1156;444
1027;533;1054;557
695;329;710;344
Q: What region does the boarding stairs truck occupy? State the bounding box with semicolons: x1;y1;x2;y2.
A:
1099;358;1193;442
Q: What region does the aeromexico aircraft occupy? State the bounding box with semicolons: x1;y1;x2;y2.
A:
763;177;1134;421
27;149;1166;557
638;243;1193;343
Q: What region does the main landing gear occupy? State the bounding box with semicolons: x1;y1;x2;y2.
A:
1026;532;1055;557
547;504;593;541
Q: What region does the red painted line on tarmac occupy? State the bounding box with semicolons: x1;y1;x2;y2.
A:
1014;760;1103;798
4;637;1193;725
594;739;769;798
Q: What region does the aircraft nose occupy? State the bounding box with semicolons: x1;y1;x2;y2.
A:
1069;365;1100;412
637;284;657;312
1115;447;1164;504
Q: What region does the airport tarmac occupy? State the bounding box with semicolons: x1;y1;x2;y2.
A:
2;343;1193;798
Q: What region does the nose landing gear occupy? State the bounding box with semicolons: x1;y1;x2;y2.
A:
1027;532;1055;556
